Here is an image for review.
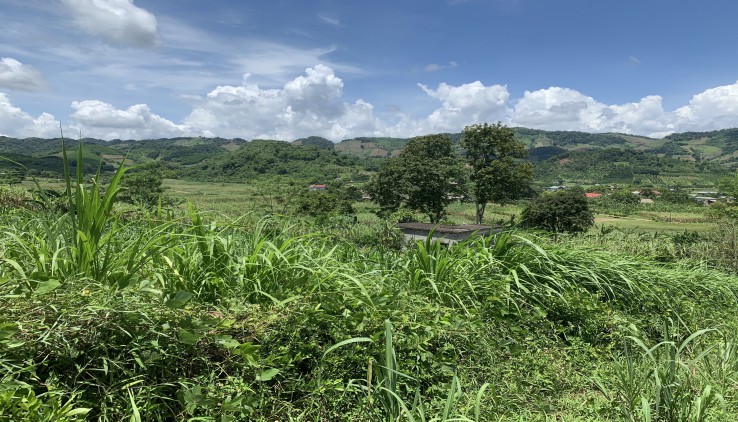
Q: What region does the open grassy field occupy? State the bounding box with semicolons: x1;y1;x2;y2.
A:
592;216;713;233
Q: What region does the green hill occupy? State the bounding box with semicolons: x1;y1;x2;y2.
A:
2;128;738;187
185;139;366;183
534;149;727;187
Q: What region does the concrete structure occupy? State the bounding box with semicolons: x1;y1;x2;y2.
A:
395;223;500;245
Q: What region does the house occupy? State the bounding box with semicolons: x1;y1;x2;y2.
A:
308;184;327;191
693;196;717;205
545;185;567;192
640;198;654;204
395;223;501;245
584;192;602;199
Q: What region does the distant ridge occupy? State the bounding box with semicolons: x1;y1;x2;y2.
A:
0;128;735;187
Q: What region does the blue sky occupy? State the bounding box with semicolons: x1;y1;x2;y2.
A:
1;0;738;140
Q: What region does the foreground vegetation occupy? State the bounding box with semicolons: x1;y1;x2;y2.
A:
2;151;738;420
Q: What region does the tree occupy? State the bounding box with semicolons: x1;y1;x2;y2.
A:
520;188;594;234
119;169;167;208
367;134;465;223
461;122;532;224
660;189;693;205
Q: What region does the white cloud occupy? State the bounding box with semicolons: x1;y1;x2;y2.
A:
424;61;459;73
675;81;738;131
70;100;191;139
511;87;678;137
608;95;674;137
5;65;738;142
228;42;361;83
318;13;342;27
0;58;48;91
418;81;509;132
61;0;159;47
0;93;60;138
512;87;608;131
184;64;382;140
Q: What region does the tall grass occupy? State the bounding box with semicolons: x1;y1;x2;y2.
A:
2;165;738;419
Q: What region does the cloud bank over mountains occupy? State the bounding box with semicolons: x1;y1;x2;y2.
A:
2;63;738;141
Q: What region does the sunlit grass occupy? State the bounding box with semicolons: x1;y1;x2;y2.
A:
2;170;738;420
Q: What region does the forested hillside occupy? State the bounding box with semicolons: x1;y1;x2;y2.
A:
1;128;737;186
534;149;728;187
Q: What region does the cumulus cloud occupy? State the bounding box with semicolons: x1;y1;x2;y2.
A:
511;87;679;137
608;96;675;137
70;100;191;139
61;0;159;47
419;81;509;132
675;81;738;131
512;87;608;131
0;58;48;91
0;93;61;138
5;65;738;141
183;64;382;140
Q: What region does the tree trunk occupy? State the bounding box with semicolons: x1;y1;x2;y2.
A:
475;202;486;225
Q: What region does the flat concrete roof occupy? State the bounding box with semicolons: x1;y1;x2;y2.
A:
395;223;493;234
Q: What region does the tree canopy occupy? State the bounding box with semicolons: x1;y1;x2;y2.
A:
367;134;465;223
460;123;532;224
520;188;594;234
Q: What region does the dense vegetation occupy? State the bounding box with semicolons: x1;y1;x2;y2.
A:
186;139;366;182
2;144;738;420
534;149;726;187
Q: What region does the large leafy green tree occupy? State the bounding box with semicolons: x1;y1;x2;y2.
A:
461;123;532;224
367;134;465;223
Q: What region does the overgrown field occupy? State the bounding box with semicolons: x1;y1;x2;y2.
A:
2;168;738;420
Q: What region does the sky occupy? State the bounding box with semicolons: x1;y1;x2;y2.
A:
1;0;738;141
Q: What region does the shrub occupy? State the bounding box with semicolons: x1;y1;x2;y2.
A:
520;188;594;234
295;189;354;218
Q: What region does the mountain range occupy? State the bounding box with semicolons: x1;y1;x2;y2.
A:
1;127;736;187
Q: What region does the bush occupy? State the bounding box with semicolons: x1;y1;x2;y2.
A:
520;188;594;234
118;169;168;208
295;189;354;218
660;189;695;205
